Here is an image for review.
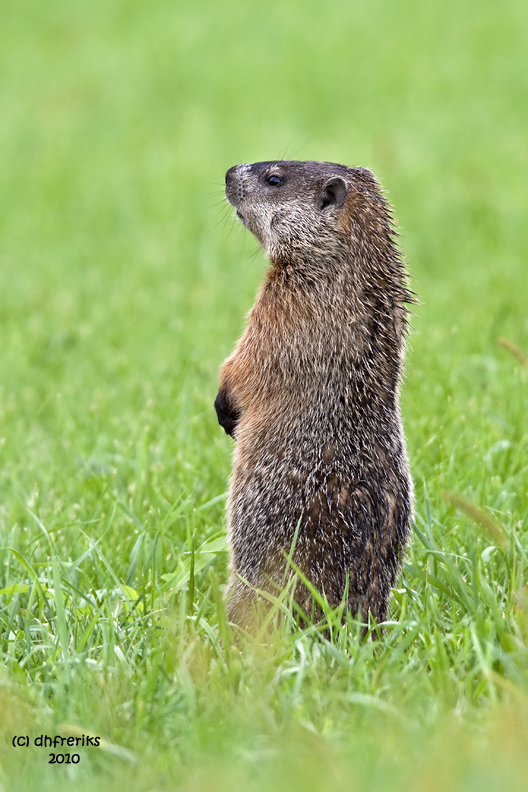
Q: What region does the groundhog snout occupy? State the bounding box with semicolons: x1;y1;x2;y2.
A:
225;164;250;186
225;165;237;187
225;164;248;207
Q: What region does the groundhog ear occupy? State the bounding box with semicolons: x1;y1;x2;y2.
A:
319;177;348;211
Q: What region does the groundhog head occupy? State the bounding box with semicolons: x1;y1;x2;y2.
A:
225;160;385;266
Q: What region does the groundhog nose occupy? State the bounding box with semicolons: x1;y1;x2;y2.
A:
226;163;252;186
225;166;238;186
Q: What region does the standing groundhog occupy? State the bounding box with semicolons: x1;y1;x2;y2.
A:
215;160;413;632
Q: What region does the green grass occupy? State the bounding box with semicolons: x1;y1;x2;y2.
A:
1;0;528;788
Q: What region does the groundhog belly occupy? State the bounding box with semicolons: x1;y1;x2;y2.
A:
227;418;409;626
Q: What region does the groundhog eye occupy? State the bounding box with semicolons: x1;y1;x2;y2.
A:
266;175;282;187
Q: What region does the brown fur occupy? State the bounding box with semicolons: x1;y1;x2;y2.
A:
215;160;414;632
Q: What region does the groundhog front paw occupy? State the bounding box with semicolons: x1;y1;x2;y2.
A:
214;387;241;439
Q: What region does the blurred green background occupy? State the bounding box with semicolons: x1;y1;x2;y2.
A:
1;0;527;492
1;0;527;789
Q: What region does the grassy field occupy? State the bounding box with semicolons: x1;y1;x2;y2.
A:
1;0;527;788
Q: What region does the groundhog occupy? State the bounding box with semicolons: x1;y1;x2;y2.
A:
215;160;413;633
